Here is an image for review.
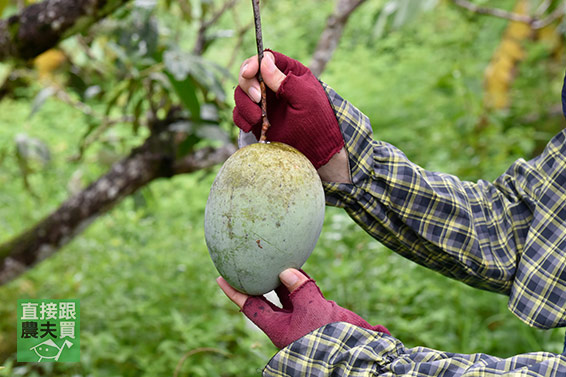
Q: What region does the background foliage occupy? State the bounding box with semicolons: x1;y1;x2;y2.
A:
0;0;565;375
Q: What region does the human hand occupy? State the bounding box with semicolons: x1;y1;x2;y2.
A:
217;268;390;349
233;50;344;169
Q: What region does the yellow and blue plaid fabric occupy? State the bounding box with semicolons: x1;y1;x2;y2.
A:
265;322;566;376
321;83;566;330
263;84;566;376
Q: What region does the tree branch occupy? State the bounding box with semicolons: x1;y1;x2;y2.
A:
532;5;566;29
0;0;131;61
452;0;565;30
0;132;235;285
309;0;367;76
193;0;239;55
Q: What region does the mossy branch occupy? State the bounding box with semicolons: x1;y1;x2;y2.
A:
0;131;235;285
0;0;131;61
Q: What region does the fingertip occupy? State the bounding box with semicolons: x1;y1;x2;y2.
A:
261;55;286;93
217;276;248;309
279;268;309;293
261;52;277;74
249;86;261;103
216;276;229;291
264;51;275;63
241;56;259;79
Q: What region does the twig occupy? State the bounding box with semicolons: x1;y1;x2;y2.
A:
194;0;240;55
309;0;367;76
173;347;229;377
453;0;533;23
204;0;239;29
251;0;271;142
452;0;564;29
54;88;134;160
535;0;552;17
532;4;566;29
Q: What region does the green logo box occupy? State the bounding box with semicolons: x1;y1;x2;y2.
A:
17;299;80;362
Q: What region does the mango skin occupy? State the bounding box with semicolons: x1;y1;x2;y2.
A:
204;142;325;295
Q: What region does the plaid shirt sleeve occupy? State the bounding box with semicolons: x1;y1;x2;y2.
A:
264;322;566;376
262;83;566;376
320;83;566;331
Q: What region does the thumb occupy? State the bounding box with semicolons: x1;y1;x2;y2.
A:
261;52;287;93
279;268;309;293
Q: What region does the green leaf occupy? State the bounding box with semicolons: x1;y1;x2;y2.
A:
176;134;201;157
0;0;8;18
163;50;190;81
15;133;51;167
166;72;201;122
132;96;145;134
28;87;56;120
105;80;130;116
179;0;193;21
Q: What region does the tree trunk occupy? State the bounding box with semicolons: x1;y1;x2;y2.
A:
0;138;235;284
0;0;131;61
309;0;366;76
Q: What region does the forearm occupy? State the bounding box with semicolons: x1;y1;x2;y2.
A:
264;322;566;377
321;82;566;329
321;83;535;295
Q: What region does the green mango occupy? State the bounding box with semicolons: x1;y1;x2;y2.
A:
205;142;325;295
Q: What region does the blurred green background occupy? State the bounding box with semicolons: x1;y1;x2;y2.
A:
0;0;565;375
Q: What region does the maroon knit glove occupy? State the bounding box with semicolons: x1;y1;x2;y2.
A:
242;273;390;349
233;50;344;169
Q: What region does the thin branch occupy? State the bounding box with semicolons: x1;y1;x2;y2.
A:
193;0;240;55
203;0;239;29
251;0;270;142
54;88;135;160
532;4;566;29
452;0;565;29
173;348;229;377
309;0;368;76
535;0;552;17
452;0;533;23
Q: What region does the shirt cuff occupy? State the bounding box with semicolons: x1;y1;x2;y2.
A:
319;82;376;208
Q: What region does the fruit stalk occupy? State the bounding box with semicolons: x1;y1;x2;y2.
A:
251;0;271;143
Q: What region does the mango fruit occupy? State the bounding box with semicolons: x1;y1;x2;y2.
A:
204;142;325;295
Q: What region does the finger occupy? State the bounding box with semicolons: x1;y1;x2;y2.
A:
279;268;310;293
261;52;287;94
233;86;261;131
217;276;248;309
239;56;261;103
242;296;285;326
240;55;260;79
